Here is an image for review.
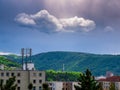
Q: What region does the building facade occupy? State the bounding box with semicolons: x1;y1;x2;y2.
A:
47;81;78;90
48;81;63;90
98;76;120;90
0;70;45;90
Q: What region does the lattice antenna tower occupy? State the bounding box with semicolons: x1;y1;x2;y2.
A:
21;48;32;70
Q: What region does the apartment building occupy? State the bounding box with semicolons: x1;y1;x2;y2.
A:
47;81;63;90
0;70;45;90
47;81;78;90
98;76;120;90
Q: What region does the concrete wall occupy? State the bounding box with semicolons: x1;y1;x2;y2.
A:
0;70;45;90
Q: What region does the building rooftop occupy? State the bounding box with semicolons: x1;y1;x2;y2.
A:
98;76;120;82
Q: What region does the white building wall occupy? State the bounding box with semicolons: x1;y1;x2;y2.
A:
23;62;35;70
47;82;63;90
72;82;79;90
0;64;4;70
115;82;120;90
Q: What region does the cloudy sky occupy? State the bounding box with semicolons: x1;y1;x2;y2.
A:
0;0;120;55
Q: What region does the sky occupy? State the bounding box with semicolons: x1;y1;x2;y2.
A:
0;0;120;55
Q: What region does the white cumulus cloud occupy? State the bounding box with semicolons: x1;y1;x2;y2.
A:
15;10;96;33
60;16;95;32
15;13;36;26
0;52;17;55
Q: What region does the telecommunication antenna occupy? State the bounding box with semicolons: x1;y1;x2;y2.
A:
21;48;32;70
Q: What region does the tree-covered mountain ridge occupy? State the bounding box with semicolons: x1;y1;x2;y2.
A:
3;51;120;76
0;56;20;70
31;51;120;76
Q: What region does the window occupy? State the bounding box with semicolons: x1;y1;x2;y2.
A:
17;73;21;77
39;86;42;90
17;87;20;90
39;80;42;83
17;80;21;84
33;80;36;84
33;86;36;90
1;73;4;76
0;79;4;83
33;73;36;77
6;72;9;76
39;73;42;77
11;73;14;76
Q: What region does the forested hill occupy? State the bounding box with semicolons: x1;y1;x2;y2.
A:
3;51;120;76
0;56;20;70
31;51;120;76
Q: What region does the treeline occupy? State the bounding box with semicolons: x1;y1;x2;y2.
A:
0;56;20;70
46;70;80;81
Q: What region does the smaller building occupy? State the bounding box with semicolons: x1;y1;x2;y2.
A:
98;76;120;90
63;82;72;90
47;81;78;90
47;81;63;90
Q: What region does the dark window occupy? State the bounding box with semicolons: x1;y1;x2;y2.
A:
17;80;21;84
0;79;4;83
6;72;9;76
17;73;21;77
33;80;36;84
39;86;42;90
17;87;20;90
11;73;14;76
39;73;42;77
39;80;42;83
1;73;4;76
33;86;36;90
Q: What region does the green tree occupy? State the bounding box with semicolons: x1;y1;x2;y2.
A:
74;69;100;90
98;82;103;90
0;79;4;90
42;83;49;90
28;83;33;90
109;83;115;90
0;76;17;90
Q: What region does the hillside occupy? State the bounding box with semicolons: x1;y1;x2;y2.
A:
31;51;120;76
0;56;20;70
4;51;120;76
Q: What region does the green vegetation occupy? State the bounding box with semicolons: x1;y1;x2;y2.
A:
3;51;120;75
0;56;20;70
0;76;17;90
74;69;100;90
30;51;120;75
3;54;21;63
46;70;80;81
109;83;115;90
42;83;49;90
